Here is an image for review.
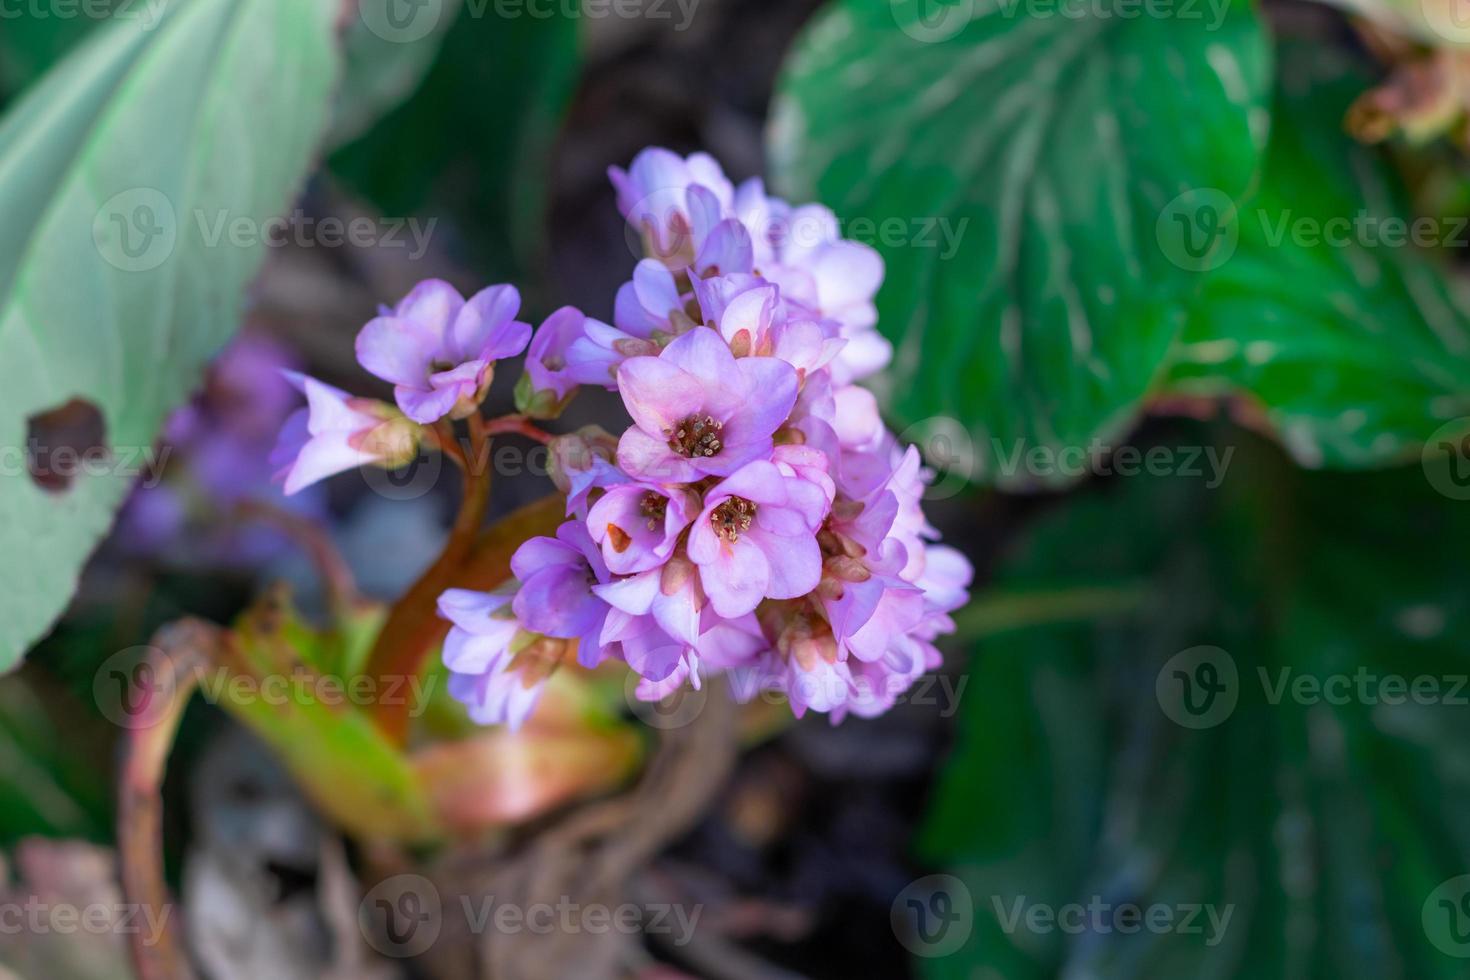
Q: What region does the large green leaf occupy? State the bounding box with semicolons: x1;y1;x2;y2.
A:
0;0;340;668
330;5;581;283
768;0;1271;488
1164;43;1470;468
920;435;1470;978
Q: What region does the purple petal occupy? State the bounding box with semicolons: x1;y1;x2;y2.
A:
657;326;737;382
355;315;437;387
615;356;705;435
616;427;701;484
752;526;821;600
395;383;461;425
394;279;465;330
450;284;521;360
696;536;769;618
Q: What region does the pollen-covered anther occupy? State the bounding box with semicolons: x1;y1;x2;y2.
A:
711;496;757;542
639;491;668;531
668;414;723;458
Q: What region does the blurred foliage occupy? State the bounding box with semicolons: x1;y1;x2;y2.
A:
329;5;582;289
921;428;1470;977
0;674;112;843
770;0;1272;488
771;4;1470;485
0;0;340;667
1167;43;1470;467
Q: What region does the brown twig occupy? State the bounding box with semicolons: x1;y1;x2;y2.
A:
420;683;740;980
118;619;222;980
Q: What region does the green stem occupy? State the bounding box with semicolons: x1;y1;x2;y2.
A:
951;583;1152;641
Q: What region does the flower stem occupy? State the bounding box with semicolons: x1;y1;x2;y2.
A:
367;416;493;744
482;413;554;444
118;620;217;980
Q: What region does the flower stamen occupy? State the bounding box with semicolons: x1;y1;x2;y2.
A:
711;496;757;542
639;491;668;531
668;414;723;458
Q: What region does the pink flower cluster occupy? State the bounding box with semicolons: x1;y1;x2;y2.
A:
273;148;971;730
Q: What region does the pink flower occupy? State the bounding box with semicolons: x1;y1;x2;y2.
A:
510;522;613;667
587;483;698;574
519;306;588;415
686;460;829;617
609;148;733;269
271;372;418;496
438;589;547;731
355;280;531;424
615;327;798;484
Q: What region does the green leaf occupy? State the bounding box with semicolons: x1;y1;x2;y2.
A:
0;674;112;842
330;5;581;282
0;1;341;669
920;435;1470;978
325;0;461;151
223;591;441;843
768;0;1271;488
1164;43;1470;468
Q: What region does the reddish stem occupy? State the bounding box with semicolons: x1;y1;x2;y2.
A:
118;620;218;980
367;417;493;744
482;414;554;444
